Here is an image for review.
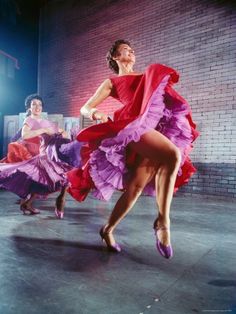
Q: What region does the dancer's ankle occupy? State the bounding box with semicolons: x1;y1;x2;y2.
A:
103;224;114;234
22;200;31;209
156;215;170;227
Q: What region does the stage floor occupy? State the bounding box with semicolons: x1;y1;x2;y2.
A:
0;190;235;314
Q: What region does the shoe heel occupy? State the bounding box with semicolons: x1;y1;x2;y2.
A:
20;204;40;215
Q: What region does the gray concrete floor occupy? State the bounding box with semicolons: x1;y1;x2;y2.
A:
0;190;235;314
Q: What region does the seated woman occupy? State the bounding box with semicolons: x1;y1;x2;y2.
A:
0;94;82;218
1;95;47;163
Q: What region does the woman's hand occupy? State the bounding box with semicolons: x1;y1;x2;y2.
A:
43;127;55;135
93;111;109;123
58;128;69;138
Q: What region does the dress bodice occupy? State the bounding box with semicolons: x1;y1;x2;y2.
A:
22;117;59;155
24;116;58;133
110;74;143;107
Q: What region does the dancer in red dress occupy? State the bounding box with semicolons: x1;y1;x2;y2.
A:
68;40;199;258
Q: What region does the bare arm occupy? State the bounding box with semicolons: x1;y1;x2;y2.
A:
22;123;55;140
80;79;112;122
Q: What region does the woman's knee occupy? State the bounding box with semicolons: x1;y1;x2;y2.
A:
128;182;145;197
166;148;181;171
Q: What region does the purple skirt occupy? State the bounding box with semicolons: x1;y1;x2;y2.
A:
0;134;82;198
89;75;193;200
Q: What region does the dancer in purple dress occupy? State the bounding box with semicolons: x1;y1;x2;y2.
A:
0;95;45;163
68;40;199;258
0;94;81;218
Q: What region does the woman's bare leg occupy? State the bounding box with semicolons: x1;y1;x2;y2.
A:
103;129;181;246
103;158;157;246
154;160;180;245
54;187;67;218
130;130;181;246
55;187;67;213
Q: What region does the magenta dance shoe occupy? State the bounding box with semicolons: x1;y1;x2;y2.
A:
55;208;64;219
153;219;173;259
99;227;121;253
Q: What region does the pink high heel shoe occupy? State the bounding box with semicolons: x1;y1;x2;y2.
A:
153;218;173;259
55;208;64;219
20;204;40;215
99;226;121;253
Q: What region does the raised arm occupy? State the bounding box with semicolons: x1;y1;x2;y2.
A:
80;79;113;123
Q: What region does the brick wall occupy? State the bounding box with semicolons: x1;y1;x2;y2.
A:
38;0;236;199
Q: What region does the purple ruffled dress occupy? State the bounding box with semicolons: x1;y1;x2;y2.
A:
0;117;82;198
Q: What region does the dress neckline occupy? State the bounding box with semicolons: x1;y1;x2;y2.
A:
111;73;143;80
29;116;43;122
117;73;143;77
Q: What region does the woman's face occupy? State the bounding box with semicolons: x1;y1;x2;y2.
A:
30;99;43;116
115;44;136;64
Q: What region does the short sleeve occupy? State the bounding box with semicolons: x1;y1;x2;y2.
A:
23;117;34;129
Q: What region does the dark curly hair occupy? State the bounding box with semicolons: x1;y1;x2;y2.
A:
24;94;44;116
25;94;44;110
106;39;131;74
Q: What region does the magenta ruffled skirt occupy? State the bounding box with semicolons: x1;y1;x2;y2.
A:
89;75;194;201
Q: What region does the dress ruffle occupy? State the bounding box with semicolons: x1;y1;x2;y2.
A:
67;64;199;202
89;76;195;200
0;134;82;198
89;76;170;200
0;154;71;198
0;138;41;163
0;142;33;163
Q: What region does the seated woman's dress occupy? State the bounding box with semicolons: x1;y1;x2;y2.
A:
0;117;82;198
0;129;40;163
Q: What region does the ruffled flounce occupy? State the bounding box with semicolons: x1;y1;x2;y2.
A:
42;133;82;168
89;75;196;200
0;134;82;198
0;142;33;163
0;154;71;198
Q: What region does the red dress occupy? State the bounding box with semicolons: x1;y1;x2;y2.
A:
67;64;199;201
1;138;40;163
0;116;54;163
